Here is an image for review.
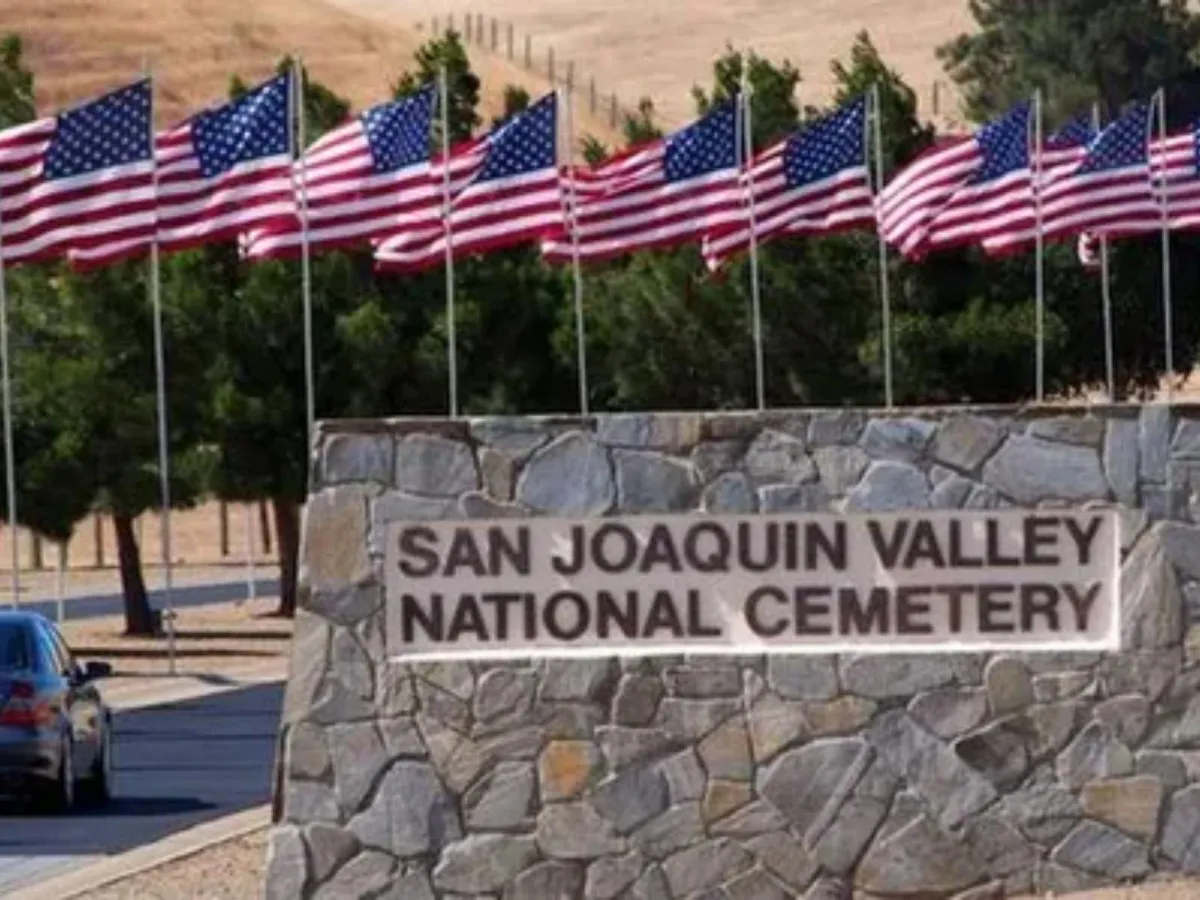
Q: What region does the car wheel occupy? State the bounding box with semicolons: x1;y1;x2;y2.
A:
39;735;74;813
84;724;113;806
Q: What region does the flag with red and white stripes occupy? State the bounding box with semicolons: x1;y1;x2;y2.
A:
242;85;437;260
540;99;743;264
374;92;561;272
875;132;975;258
152;73;295;257
701;95;874;269
1038;100;1157;242
922;111;1096;256
0;79;155;269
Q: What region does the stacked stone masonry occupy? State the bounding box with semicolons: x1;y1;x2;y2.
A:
268;404;1200;899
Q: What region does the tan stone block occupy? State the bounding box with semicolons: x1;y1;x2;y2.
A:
538;740;603;801
702;779;752;824
1080;775;1163;840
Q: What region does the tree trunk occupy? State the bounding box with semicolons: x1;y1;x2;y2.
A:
113;514;156;636
272;499;300;618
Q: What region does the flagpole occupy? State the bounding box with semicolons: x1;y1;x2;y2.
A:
870;84;894;409
145;64;177;672
293;59;315;443
1155;87;1174;398
1093;102;1115;401
439;64;458;418
1032;88;1045;402
739;67;765;411
563;64;589;415
0;161;17;610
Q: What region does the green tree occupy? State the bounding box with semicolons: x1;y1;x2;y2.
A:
394;31;480;143
0;35;34;127
693;46;801;151
938;0;1200;125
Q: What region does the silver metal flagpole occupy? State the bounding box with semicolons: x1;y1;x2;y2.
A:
870;84;894;409
563;64;589;415
739;66;765;411
0;158;17;609
1154;88;1175;398
146;65;177;673
1093;103;1115;401
1032;88;1046;402
439;65;458;417
293;59;316;443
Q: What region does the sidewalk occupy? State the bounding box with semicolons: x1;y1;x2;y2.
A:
98;657;289;712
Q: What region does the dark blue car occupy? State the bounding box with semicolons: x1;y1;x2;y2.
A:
0;611;113;811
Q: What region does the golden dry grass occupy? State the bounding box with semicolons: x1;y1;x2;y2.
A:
6;0;619;141
341;0;977;127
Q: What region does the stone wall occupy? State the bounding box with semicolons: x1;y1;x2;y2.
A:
267;405;1200;899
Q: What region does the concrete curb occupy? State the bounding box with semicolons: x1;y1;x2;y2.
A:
3;805;271;900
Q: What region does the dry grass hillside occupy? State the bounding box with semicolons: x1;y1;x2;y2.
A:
340;0;976;127
4;0;620;141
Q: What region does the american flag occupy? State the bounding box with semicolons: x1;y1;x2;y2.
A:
150;73;295;257
876;132;976;258
0;80;155;269
540;99;743;264
374;92;561;272
1148;121;1200;232
701;95;874;269
1039;101;1157;242
922;111;1097;256
242;85;436;259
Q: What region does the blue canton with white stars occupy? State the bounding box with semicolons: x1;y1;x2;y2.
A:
783;95;865;187
1048;114;1096;149
44;79;152;180
192;73;291;179
477;93;557;182
968;102;1030;184
1077;103;1150;174
362;85;434;174
664;100;739;182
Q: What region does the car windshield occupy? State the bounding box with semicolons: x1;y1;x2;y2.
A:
0;623;29;671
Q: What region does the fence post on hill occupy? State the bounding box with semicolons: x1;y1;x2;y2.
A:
491;18;498;50
507;23;514;59
476;14;484;44
0;161;20;609
589;77;596;113
610;93;618;128
525;35;532;69
548;48;556;83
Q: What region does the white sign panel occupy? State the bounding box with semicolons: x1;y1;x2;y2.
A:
384;508;1120;661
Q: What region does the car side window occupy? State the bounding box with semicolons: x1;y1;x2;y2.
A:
46;625;78;677
32;621;65;676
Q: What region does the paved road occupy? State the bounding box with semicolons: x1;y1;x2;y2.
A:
15;578;281;624
0;681;283;894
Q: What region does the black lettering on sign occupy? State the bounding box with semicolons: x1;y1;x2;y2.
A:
641;525;683;573
978;583;1015;633
551;525;586;575
684;522;731;573
596;590;639;639
807;522;847;571
986;520;1020;567
401;593;443;642
1020;584;1060;633
544;591;590;640
867;520;907;569
397;526;439;578
593;523;638;574
896;586;933;634
444;528;487;576
644;590;685;638
447;594;488;641
1064;516;1104;565
934;584;972;634
903;520;946;569
838;586;889;635
738;522;778;572
1023;516;1061;566
489;526;531;576
480;592;526;640
744;586;788;638
1062;582;1102;631
947;521;983;568
794;587;832;635
687;590;722;637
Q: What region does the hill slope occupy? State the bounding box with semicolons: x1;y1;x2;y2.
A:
5;0;619;140
340;0;975;127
